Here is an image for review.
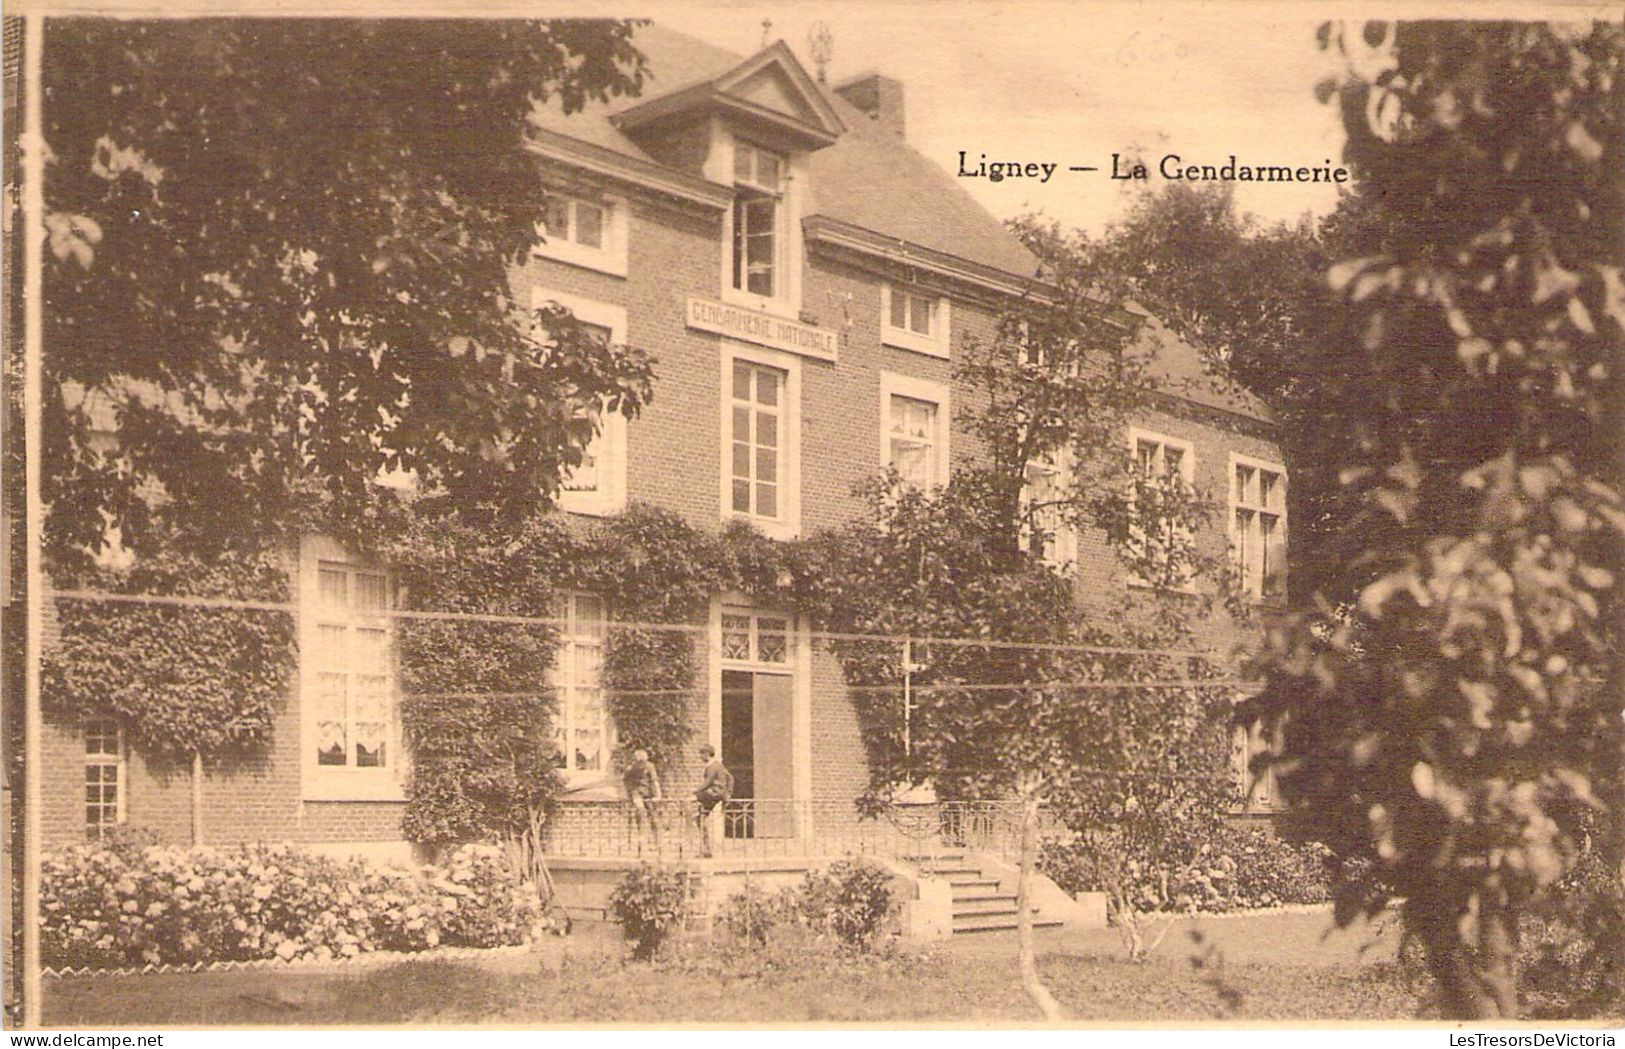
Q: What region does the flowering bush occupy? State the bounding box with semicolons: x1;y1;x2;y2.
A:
42;841;540;970
608;864;694;961
1041;824;1332;914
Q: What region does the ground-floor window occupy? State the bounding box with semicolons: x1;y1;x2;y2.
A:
85;718;125;839
553;591;608;783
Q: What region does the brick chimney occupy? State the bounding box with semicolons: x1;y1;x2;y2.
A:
834;72;904;139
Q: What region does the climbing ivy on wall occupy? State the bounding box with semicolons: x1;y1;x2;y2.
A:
42;548;296;763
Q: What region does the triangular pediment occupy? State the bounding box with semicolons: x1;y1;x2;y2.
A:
728;65;819;124
612;40;845;149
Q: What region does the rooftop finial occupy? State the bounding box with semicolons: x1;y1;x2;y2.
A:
761;18;773;49
808;21;833;83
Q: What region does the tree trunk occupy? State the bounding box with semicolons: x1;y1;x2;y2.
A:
1414;893;1515;1019
1015;774;1064;1021
1475;894;1519;1020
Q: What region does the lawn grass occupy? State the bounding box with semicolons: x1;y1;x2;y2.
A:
44;912;1426;1026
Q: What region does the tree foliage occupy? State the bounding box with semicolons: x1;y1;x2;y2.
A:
39;19;655;570
1251;20;1624;1019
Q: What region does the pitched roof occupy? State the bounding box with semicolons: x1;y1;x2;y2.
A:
529;24;1039;282
1129;311;1273;423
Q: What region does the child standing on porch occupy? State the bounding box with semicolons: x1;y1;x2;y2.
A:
623;748;662;851
693;744;733;858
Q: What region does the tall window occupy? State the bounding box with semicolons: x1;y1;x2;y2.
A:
311;560;393;770
85;719;124;838
1233;458;1286;600
560;320;615;498
1024;455;1075;566
732;142;783;298
731;360;784;520
1128;430;1196;587
535;290;628;516
553;592;608;780
887;395;938;488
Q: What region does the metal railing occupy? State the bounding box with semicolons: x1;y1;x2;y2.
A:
541;798;1045;863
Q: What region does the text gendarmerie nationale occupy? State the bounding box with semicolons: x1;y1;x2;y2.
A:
956;151;1350;184
1447;1036;1616;1047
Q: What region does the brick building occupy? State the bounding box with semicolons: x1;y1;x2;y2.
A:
31;25;1286;864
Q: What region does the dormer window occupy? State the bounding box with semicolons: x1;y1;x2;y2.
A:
732;141;785;299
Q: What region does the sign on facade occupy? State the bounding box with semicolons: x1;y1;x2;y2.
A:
686;296;838;362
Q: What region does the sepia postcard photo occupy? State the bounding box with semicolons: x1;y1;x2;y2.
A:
1;0;1621;1033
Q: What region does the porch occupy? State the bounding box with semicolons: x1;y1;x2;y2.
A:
539;799;1104;937
542;798;1033;863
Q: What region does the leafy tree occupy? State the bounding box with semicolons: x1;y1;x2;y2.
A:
37;19;655;569
1251;20;1624;1019
801;221;1236;1014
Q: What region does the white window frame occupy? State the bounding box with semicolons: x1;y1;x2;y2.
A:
299;535;404;801
1022;450;1078;570
881;284;952;360
1125;427;1197;591
532;289;629;517
552;591;611;789
719;605;796;674
712;132;805;313
532;190;628;278
720;343;802;540
1229;452;1288;602
84;718;126;838
879;372;951;490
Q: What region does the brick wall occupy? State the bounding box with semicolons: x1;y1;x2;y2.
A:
37;163;1285;850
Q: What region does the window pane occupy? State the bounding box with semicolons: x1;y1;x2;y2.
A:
756;482;777;518
756;446;777;483
356;627;389;672
732;406;751;445
721;614;752;661
755;368;778;408
756;151;781;189
1136;441;1157;476
734;143;753;183
542;197;570;240
1164;447;1184;478
1261;470;1281;511
354;676;389;768
575;202;604;248
732;361;753;401
355;573;387;611
732;479;752;513
319;565;348;607
757;621;788;663
316;673;347;766
564;422;602;492
86;721;119;755
910;295;932;335
732;442;752;480
889;290;907;329
756;410;777;448
575;594;606;634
